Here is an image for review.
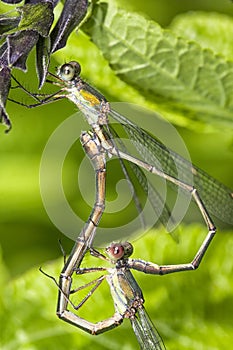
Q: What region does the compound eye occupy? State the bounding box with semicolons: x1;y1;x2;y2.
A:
106;243;125;260
59;64;75;81
58;61;81;81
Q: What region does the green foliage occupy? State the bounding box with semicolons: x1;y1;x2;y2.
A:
170;11;233;60
1;225;233;349
82;2;233;130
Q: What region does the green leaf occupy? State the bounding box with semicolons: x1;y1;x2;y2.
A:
83;2;233;129
1;225;233;350
170;11;233;61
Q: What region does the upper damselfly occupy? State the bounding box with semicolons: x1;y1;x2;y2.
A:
11;61;233;231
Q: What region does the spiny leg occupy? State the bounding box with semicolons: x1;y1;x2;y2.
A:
57;131;107;323
129;226;215;275
110;147;216;232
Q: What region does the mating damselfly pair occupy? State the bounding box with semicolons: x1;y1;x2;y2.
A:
11;61;233;349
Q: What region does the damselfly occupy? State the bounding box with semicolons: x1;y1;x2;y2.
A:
11;61;233;234
54;230;216;349
54;241;166;349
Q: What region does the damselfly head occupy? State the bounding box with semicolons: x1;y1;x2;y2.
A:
106;242;133;262
57;61;81;82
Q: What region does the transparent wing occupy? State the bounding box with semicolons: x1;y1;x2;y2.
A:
110;109;233;225
108;124;174;231
130;307;166;350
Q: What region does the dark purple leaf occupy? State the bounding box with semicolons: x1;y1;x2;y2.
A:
0;16;20;35
0;42;8;65
0;106;11;132
25;0;59;5
0;64;11;132
36;35;50;88
8;30;39;70
1;0;23;4
50;0;88;53
17;2;54;37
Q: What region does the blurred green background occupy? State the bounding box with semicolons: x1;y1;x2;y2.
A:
1;0;233;349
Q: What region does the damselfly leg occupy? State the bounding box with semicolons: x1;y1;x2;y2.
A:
57;130;107;314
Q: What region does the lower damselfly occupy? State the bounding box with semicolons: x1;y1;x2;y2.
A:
50;241;166;349
51;229;215;349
